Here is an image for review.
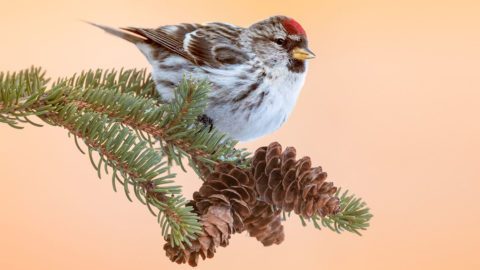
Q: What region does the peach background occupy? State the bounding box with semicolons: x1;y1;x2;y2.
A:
1;0;479;269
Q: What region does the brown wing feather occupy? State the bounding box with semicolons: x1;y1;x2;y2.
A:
186;23;248;66
123;23;247;67
122;26;197;64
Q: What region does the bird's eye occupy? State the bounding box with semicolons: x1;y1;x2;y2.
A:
274;38;285;45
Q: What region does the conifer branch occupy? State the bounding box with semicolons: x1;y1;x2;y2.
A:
55;70;250;175
305;189;372;235
47;104;202;244
1;67;372;261
1;68;202;245
0;67;51;128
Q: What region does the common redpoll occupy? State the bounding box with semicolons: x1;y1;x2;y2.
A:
90;16;315;141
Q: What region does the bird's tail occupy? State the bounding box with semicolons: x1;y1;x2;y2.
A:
84;21;145;44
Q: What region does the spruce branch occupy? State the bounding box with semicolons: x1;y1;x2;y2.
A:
47;104;202;244
1;67;372;265
54;70;250;175
0;67;202;245
311;188;372;235
1;67;249;172
58;68;158;99
0;67;51;128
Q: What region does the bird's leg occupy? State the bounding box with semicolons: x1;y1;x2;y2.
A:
196;114;245;164
197;114;214;132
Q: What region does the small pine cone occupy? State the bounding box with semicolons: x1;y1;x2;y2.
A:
252;142;341;218
164;204;233;267
244;201;285;246
164;163;257;266
194;163;257;233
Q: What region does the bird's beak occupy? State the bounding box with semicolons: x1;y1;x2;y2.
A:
291;47;316;60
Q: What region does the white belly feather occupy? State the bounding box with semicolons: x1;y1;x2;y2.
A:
138;43;307;141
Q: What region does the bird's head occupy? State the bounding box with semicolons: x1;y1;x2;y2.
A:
247;16;315;73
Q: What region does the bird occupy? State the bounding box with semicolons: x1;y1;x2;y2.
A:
88;16;315;141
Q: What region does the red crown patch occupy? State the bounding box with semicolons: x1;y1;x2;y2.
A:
282;18;306;36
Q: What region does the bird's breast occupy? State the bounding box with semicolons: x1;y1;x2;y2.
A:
207;68;307;141
149;53;308;141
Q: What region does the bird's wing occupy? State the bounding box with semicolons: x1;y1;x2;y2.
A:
123;23;249;67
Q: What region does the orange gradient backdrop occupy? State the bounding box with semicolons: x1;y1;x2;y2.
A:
1;0;479;269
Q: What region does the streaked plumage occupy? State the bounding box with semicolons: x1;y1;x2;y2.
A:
89;16;314;141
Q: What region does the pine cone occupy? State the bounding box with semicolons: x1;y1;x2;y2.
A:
252;142;341;218
164;204;233;266
244;201;285;246
164;163;257;266
194;163;257;232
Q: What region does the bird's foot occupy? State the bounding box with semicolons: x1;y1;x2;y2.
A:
197;114;214;132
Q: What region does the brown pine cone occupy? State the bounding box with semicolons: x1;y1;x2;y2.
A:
164;163;257;266
244;201;285;246
252;142;341;218
164;204;233;266
194;163;257;232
